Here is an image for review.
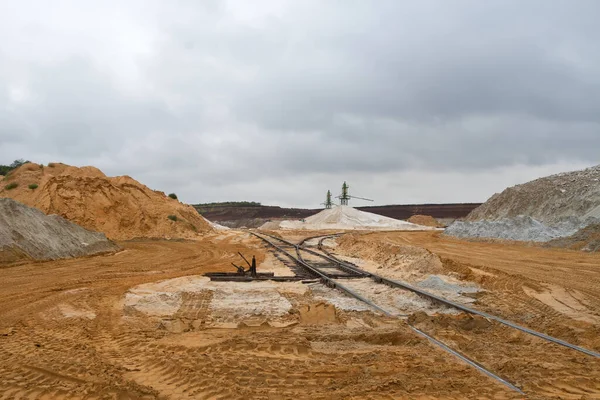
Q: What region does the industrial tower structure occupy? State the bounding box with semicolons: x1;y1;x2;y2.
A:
322;190;333;209
336;181;373;205
339;182;350;206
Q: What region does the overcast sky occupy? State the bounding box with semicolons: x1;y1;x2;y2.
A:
1;1;599;207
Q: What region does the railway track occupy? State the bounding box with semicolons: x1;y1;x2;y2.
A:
308;234;600;358
252;232;524;394
252;231;600;396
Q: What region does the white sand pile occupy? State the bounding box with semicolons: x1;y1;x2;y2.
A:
266;206;437;231
339;278;459;316
467;164;600;224
208;220;231;231
445;215;595;242
416;275;479;303
446;164;600;242
125;276;308;320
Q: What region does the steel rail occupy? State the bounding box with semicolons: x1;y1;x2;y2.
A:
377;276;600;358
409;326;525;395
296;233;344;247
252;232;525;395
317;236;332;250
262;233;371;277
263;233;366;277
301;239;600;359
250;233;390;315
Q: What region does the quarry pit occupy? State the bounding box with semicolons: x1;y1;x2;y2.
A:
1;163;600;399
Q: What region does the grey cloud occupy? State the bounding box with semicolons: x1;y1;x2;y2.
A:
233;2;600;127
1;0;599;207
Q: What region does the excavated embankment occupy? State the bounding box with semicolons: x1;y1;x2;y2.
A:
446;165;600;243
0;163;212;240
0;198;119;263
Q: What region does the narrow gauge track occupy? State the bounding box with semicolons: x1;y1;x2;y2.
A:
297;233;344;247
251;232;525;395
309;234;600;359
254;231;600;395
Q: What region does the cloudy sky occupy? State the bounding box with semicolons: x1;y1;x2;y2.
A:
1;0;598;207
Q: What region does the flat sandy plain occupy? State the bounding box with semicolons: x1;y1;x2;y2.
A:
1;231;599;399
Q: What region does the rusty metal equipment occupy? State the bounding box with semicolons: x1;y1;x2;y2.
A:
205;252;303;282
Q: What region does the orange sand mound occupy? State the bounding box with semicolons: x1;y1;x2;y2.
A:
0;163;212;240
407;214;443;227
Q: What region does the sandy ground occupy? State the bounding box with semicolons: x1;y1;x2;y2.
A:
370;231;600;322
1;230;600;399
335;232;600;345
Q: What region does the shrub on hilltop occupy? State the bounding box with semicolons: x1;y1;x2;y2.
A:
0;159;30;176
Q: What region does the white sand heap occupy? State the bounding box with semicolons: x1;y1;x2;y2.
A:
208;220;231;231
124;276;307;318
124;274;462;323
445;164;600;242
265;206;438;231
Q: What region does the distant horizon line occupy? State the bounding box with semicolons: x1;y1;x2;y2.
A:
192;202;483;209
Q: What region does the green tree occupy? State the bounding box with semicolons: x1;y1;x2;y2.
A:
0;159;31;176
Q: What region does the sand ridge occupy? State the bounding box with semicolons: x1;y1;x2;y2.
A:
0;162;213;240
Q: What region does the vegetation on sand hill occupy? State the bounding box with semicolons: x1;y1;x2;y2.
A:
0;159;30;176
193;201;262;208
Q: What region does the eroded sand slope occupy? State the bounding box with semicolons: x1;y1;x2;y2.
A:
0;163;212;240
467;164;600;224
0;198;119;263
